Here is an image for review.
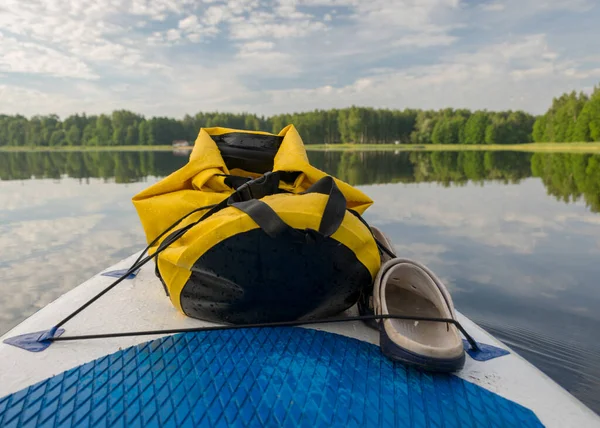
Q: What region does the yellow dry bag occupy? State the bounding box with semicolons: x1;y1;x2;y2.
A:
133;125;380;324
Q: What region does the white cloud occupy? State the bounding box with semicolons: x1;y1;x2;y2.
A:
482;2;506;12
532;0;593;12
230;18;326;40
169;8;232;42
179;15;200;31
511;66;554;80
204;5;231;26
0;0;168;75
0;85;90;116
354;0;460;31
563;67;600;79
166;29;181;41
1;0;599;117
240;41;275;52
257;33;600;114
448;34;555;66
479;0;593;17
392;32;458;48
0;34;97;79
157;0;327;43
128;0;188;18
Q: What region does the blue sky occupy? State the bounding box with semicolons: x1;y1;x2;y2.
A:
1;0;599;118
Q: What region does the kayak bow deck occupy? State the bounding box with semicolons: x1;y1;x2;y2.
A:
1;126;598;426
0;253;597;427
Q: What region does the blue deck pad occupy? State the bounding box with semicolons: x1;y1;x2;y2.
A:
0;328;543;427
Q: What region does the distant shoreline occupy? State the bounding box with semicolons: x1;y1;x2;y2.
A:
1;142;600;153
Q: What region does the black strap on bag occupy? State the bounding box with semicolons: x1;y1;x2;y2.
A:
156;172;347;258
303;176;347;237
230;199;292;238
231;175;347;239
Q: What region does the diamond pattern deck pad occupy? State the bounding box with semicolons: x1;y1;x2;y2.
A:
0;328;543;427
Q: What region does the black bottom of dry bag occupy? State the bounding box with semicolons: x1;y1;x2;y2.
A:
179;228;372;324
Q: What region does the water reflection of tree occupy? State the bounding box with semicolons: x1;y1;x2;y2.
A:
311;151;532;187
531;153;600;212
1;150;599;213
0;151;187;183
310;150;599;213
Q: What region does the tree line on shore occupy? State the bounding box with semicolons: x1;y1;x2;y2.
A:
1;84;598;147
533;86;600;143
0;108;538;147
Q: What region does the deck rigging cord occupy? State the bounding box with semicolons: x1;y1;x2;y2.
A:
37;174;479;352
47;314;479;351
52;203;219;330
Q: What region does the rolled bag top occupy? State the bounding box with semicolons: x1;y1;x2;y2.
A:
132;124;381;323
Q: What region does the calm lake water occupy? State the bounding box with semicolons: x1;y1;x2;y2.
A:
1;149;599;413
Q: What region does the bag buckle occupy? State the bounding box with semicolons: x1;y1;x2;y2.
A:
234;172;280;201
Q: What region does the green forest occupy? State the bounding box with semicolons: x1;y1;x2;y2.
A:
1;85;599;147
0;108;535;147
533;86;600;143
1;150;598;213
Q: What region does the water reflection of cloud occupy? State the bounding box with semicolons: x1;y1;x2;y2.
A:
0;180;85;212
391;242;449;265
556;212;600;226
0;215;104;260
361;179;599;255
0;220;144;328
502;212;562;230
466;273;493;285
0;178;154;334
360;179;600;323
